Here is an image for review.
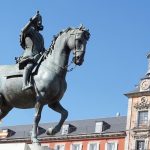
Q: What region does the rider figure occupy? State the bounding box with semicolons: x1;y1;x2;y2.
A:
19;11;45;91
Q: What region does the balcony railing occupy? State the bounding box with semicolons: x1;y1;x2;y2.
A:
132;121;150;131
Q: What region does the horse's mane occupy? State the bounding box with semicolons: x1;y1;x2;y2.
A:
47;25;90;55
48;27;72;54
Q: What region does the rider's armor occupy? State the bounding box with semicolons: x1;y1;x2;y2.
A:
19;11;45;91
22;27;44;59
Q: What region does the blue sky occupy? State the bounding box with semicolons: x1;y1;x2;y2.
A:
0;0;150;126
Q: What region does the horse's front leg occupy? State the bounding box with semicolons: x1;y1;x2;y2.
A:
46;101;68;135
31;101;43;144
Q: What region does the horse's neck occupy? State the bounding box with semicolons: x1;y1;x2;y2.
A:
44;33;70;75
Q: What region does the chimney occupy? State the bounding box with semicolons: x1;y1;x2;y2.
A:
116;112;120;117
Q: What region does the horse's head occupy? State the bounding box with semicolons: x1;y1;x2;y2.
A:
67;25;90;66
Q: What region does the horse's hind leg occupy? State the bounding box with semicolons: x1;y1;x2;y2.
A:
46;101;68;135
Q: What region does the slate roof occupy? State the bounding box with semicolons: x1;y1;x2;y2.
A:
124;76;150;97
0;116;126;142
124;86;140;96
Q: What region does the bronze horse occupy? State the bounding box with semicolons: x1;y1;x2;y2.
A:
0;26;90;143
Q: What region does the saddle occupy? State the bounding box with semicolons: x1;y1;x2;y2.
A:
5;54;45;79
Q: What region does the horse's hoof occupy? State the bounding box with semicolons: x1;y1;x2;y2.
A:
46;128;53;135
46;127;59;135
32;142;40;146
32;138;39;144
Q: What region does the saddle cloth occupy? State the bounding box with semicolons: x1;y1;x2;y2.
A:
5;54;44;78
4;64;23;78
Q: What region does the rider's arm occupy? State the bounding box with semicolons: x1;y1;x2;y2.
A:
20;19;33;49
21;11;39;34
20;12;39;49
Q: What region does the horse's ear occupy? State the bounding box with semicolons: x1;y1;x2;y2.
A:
78;24;90;40
79;24;84;30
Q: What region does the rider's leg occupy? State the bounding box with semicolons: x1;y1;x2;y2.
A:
22;62;34;91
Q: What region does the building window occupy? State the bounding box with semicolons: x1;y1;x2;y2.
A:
138;111;148;126
88;142;99;150
55;144;65;150
136;140;145;150
71;143;82;150
105;141;118;150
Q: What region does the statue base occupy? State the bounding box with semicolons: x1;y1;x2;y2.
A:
29;143;50;150
0;143;50;150
0;143;30;150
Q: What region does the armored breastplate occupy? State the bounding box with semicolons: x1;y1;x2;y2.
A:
23;28;44;58
31;30;44;55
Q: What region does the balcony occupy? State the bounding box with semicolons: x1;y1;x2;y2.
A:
132;121;150;132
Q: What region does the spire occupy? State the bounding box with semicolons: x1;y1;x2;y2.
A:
146;52;150;76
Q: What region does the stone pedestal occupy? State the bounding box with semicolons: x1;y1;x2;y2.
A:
0;143;30;150
0;143;50;150
29;143;50;150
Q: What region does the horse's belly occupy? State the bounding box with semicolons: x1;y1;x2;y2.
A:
2;77;36;108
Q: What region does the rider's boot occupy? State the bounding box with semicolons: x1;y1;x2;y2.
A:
22;63;33;91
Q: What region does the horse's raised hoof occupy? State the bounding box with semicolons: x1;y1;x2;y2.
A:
46;127;58;135
46;127;53;135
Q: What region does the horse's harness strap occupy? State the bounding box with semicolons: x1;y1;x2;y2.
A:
51;61;76;73
71;31;85;63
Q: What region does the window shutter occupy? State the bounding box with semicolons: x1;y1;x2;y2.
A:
105;143;107;150
144;139;149;150
114;142;118;150
148;109;150;126
132;140;136;150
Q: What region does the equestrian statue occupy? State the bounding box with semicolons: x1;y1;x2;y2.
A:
0;11;90;144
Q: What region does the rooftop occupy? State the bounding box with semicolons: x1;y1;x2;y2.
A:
0;116;126;142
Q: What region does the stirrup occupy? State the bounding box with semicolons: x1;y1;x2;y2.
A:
22;84;33;91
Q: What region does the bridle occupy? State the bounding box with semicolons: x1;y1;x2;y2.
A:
66;30;86;72
51;30;85;72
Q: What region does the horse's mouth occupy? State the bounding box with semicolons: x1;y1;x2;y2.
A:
72;57;84;66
